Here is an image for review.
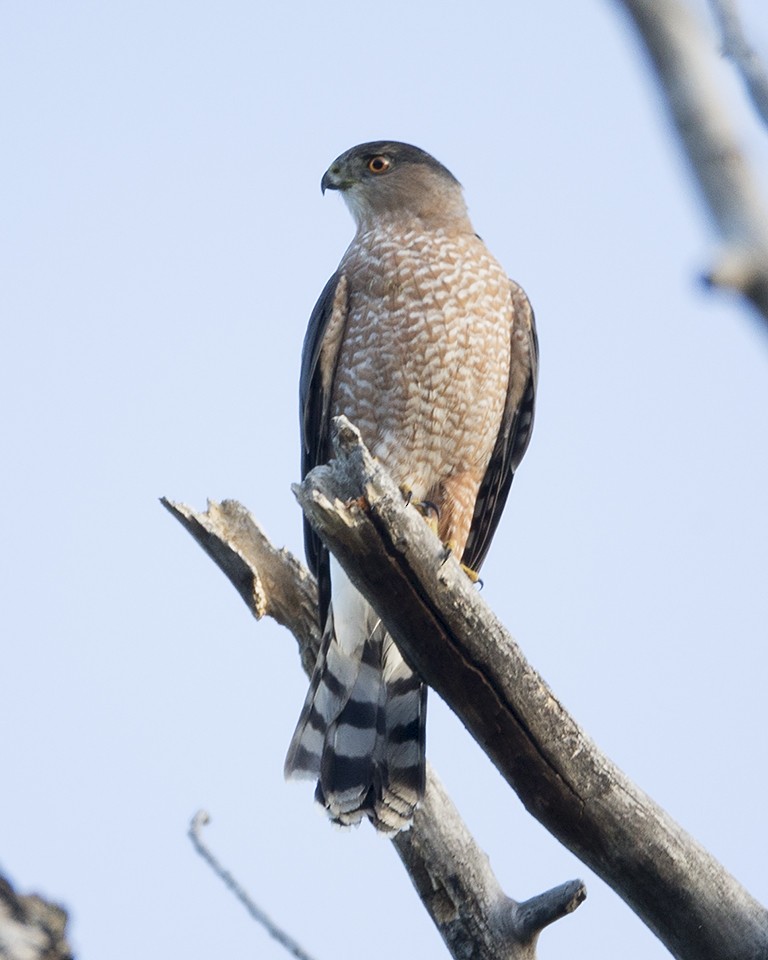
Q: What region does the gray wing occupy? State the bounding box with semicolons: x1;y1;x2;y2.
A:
462;281;539;573
299;271;349;621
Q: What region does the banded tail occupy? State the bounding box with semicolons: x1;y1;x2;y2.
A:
284;558;426;834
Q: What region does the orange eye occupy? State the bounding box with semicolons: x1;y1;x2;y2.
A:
367;156;391;174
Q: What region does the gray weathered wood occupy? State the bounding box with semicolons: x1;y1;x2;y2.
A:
709;0;768;129
0;876;71;960
162;496;585;960
291;417;768;960
614;0;768;328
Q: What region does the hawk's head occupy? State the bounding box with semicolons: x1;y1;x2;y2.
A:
321;141;468;231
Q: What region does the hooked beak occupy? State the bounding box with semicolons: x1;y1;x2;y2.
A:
321;164;345;194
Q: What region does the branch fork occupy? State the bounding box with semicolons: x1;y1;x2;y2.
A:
162;421;587;960
164;416;767;959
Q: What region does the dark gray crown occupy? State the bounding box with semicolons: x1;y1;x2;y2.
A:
333;141;460;186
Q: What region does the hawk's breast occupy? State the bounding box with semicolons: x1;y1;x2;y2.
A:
331;224;513;507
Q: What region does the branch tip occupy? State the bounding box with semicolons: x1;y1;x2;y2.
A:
513;879;587;941
331;414;363;449
190;809;211;836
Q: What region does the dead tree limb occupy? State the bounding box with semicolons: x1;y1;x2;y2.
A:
162;496;585;960
289;417;768;960
709;0;768;128
615;0;768;327
0;875;72;960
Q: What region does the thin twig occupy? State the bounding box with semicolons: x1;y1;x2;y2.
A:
188;810;320;960
709;0;768;127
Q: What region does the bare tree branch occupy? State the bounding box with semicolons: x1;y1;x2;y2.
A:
290;417;768;960
615;0;768;326
394;774;585;960
0;875;72;960
162;498;586;959
188;811;320;960
709;0;768;127
162;498;321;676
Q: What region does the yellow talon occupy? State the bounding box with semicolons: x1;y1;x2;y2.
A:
402;489;440;534
442;540;483;586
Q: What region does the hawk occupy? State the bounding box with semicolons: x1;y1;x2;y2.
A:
285;141;538;834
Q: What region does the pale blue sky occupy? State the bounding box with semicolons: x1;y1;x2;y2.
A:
2;2;767;958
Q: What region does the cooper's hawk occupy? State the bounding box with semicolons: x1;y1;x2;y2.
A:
285;141;538;834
